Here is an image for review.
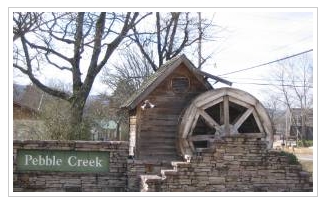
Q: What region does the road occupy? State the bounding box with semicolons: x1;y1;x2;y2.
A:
296;154;313;161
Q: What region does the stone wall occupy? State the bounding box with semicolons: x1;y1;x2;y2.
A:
13;137;313;192
140;135;313;192
127;159;173;191
13;140;128;192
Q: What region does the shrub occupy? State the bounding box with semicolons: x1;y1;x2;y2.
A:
297;140;313;147
279;151;299;165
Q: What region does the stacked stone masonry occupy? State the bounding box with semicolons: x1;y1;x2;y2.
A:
13;136;313;192
13;140;129;192
140;135;313;192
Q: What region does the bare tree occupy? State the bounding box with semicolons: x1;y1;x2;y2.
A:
270;53;313;143
13;12;151;139
100;49;154;135
13;12;44;41
102;48;153;96
130;12;215;71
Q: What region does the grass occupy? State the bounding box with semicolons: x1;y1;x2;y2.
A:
281;146;313;174
299;160;313;173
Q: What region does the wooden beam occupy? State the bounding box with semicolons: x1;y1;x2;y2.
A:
180;105;198;138
188;134;214;141
198;109;221;131
196;70;232;86
252;110;264;133
194;91;223;108
200;97;223;110
227;89;257;106
188;113;200;137
223;95;230;135
229;96;252;109
129;115;137;156
233;107;254;131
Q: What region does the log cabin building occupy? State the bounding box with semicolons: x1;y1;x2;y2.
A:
121;54;232;163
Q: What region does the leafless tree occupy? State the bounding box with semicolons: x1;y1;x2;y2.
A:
13;12;44;41
100;48;154;137
270;53;313;142
130;12;215;71
13;12;151;139
102;48;153;96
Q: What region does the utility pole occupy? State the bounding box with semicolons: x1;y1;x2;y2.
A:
198;12;202;69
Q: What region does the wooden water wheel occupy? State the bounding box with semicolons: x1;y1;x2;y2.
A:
178;87;273;156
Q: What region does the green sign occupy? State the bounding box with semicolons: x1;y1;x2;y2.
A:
16;149;109;173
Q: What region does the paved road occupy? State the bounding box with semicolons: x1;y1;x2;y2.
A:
296;154;313;161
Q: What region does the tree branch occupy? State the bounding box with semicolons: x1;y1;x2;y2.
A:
156;13;163;67
44;53;73;71
167;12;180;60
98;12;141;70
24;38;72;63
16;36;70;101
132;28;158;71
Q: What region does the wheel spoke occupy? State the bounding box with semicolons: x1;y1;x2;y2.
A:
198;109;221;131
233;107;254;131
181;105;198;138
223;96;230;135
252;110;264;133
179;87;274;156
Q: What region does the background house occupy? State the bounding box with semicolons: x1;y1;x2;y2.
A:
271;107;313;148
285;108;313;141
13;84;43;120
13;84;44;139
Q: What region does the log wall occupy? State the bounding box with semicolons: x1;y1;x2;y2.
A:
135;64;209;161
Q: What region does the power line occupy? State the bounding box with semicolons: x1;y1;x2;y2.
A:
231;81;313;88
221;77;313;84
217;49;313;76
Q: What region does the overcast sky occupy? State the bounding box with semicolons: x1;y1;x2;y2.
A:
199;10;314;101
12;9;315;103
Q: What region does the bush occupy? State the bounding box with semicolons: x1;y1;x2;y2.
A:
297;140;313;147
279;151;299;165
41;98;91;140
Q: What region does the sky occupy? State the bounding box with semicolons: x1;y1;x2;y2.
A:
4;3;321;199
198;10;314;102
6;11;321;113
12;9;315;104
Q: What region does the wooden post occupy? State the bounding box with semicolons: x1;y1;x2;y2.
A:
117;121;120;140
129;115;137;157
223;95;230;135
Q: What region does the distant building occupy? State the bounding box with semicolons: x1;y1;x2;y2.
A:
13;84;44;140
285;108;313;141
13;84;43;120
13;101;39;120
271;107;313;145
270;109;286;141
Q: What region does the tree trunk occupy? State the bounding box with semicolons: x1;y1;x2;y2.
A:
197;12;202;69
301;112;306;140
68;96;87;140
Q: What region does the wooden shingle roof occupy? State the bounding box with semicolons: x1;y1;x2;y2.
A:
121;54;231;110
